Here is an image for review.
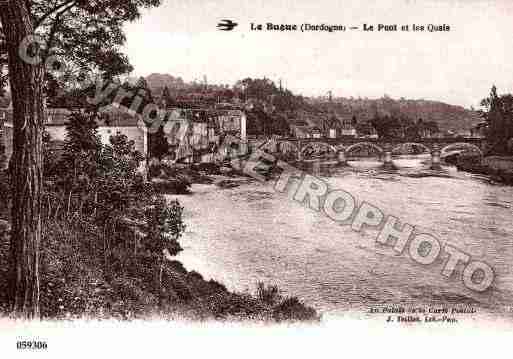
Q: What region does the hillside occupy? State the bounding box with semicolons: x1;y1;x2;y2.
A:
145;73;186;90
306;96;481;132
123;73;186;90
138;73;481;132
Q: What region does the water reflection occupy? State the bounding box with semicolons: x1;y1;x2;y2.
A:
302;155;457;179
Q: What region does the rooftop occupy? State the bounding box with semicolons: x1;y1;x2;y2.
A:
0;106;245;127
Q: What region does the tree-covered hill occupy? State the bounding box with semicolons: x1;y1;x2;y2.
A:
143;74;481;134
307;96;481;132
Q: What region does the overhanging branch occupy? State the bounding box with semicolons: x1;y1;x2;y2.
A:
34;0;76;29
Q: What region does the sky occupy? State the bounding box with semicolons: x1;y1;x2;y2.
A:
123;0;513;108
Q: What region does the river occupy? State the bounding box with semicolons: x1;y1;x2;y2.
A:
171;156;513;321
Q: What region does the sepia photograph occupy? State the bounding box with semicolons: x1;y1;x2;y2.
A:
0;0;512;357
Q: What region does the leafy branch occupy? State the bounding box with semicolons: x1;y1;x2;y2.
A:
35;0;76;29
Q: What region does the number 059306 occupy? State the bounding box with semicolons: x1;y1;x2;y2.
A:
16;340;48;350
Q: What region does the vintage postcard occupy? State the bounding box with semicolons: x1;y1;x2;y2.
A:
0;0;512;357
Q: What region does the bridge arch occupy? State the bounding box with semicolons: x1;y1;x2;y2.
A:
391;142;431;154
344;142;384;156
300;142;338;158
276;140;300;155
440;142;483;158
334;144;346;152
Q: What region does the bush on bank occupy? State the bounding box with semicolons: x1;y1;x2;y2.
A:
0;214;318;321
0;113;319;322
448;154;513;185
0;212;318;321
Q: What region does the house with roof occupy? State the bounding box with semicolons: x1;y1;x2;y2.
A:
315;113;358;138
164;107;247;163
290;125;312;139
324;116;342;138
470;121;487;139
336;115;358;137
1;107;149;168
45;107;148;157
1;105;249;166
311;127;323;139
355;121;378;138
96;107;148;156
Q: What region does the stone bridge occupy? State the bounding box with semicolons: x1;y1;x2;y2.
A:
256;137;486;169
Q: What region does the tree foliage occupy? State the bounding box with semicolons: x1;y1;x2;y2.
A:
0;0;163;318
370;114;402;139
0;0;162;95
149;125;170;160
369;114;439;140
480;86;513;154
46;112;184;257
235;78;298;136
161;85;172;108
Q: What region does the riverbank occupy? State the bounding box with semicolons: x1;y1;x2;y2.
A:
0;217;318;322
0;164;319;322
169;158;513;323
448;155;513;185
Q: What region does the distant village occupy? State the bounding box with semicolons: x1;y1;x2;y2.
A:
0;75;487;168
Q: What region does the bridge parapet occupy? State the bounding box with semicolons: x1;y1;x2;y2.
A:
272;137;485;165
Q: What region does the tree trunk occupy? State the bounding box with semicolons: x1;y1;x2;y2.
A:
0;1;45;319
